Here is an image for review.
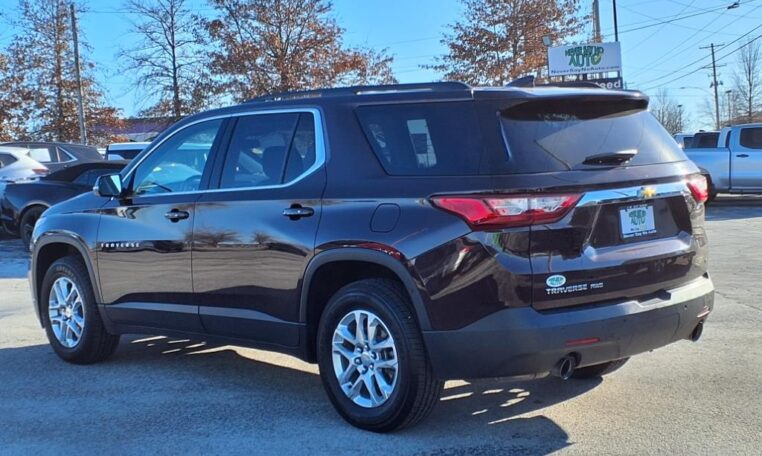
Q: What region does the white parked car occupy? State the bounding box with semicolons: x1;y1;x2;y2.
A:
0;146;49;183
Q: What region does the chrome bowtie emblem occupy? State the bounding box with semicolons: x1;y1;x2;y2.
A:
639;187;656;199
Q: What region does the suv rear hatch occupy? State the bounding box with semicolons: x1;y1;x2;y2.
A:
493;92;708;310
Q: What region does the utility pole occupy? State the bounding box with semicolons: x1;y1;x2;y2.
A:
613;0;619;42
700;43;723;131
725;89;734;125
70;3;87;145
592;0;602;42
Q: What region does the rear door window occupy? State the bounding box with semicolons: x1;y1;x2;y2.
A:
219;112;316;189
356;102;483;175
740;127;762;149
497;99;687;173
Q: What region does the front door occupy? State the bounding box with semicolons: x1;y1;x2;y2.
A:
98;118;226;332
730;126;762;191
192;111;325;347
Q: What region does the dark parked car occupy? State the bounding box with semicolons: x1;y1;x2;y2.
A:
686;131;720;149
1;160;127;247
0;141;102;172
104;142;150;161
28;82;714;432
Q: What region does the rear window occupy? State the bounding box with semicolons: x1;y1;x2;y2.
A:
498;99;687;173
689;132;720;148
356;102;483;175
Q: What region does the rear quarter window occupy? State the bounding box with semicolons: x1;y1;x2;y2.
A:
0;153;17;167
356;102;483;176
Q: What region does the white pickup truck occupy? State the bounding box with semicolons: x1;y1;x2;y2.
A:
684;123;762;200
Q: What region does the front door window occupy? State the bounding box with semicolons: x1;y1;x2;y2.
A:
132;119;223;195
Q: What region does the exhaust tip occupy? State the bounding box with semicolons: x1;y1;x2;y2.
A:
690;321;704;342
551;355;577;380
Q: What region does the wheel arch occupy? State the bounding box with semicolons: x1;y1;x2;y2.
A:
32;233;101;326
299;248;431;362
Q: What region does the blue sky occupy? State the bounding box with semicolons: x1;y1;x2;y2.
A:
1;0;760;131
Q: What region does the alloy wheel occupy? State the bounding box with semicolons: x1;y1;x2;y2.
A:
331;309;399;408
48;277;85;348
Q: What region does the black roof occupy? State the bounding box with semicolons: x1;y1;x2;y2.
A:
139;81;647;163
42;160;128;182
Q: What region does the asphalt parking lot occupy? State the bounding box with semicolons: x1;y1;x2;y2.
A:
1;196;761;455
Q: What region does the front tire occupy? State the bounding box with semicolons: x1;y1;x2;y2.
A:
41;256;120;364
20;206;45;250
317;279;442;432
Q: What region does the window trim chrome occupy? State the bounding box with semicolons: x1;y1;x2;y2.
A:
121;107;326;197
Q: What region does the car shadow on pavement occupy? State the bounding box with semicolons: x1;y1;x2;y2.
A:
0;238;28;279
706;196;762;221
0;335;602;454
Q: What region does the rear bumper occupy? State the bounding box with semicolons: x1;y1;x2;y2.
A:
423;275;714;380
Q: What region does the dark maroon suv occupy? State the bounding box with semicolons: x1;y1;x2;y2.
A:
29;81;714;432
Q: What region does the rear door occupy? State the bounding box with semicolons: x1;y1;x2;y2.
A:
192;110;325;346
493;96;708;311
97;119;226;332
730;126;762;190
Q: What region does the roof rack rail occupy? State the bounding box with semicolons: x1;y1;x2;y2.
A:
246;81;471;103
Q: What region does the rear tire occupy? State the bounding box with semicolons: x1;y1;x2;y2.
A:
20;206;45;250
571;358;629;379
317;279;443;432
41;255;120;364
703;174;717;204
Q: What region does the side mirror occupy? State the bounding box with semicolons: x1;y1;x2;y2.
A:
94;173;124;198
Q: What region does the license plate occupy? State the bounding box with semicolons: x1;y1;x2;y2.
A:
619;204;656;239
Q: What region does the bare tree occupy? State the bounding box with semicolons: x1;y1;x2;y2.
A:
427;0;585;85
651;89;684;135
120;0;211;119
3;0;122;144
733;39;762;123
202;0;397;101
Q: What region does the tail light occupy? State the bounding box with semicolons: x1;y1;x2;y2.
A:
686;174;708;203
32;168;48;175
431;194;582;229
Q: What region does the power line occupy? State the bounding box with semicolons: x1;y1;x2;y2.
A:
637;19;762;87
641;28;762;91
628;2;749;79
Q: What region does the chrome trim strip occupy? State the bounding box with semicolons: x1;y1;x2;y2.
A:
577;180;689;207
121;107;326;197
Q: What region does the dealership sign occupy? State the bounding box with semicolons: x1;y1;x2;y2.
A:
548;42;622;76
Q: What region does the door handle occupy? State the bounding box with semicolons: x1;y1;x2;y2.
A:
282;205;314;220
164;209;190;222
736;154;750;158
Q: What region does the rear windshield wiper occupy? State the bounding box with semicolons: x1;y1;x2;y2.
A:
582;149;638;166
